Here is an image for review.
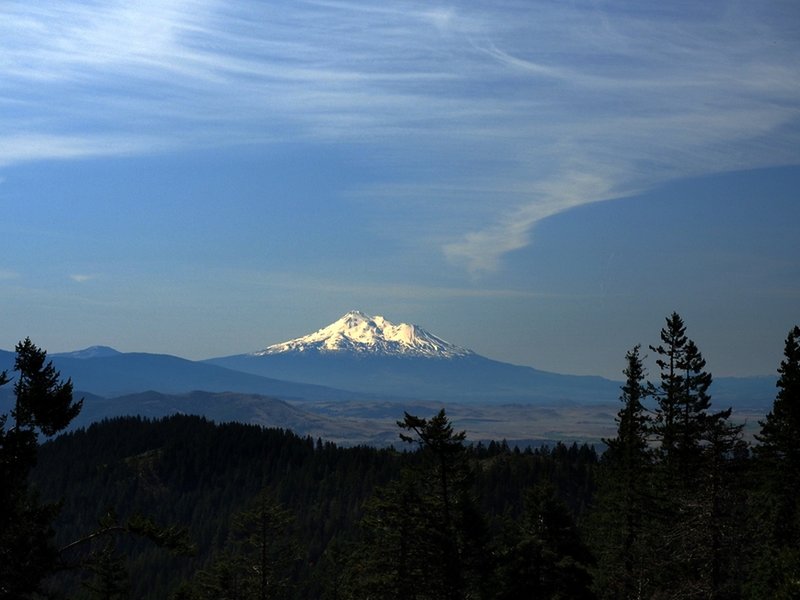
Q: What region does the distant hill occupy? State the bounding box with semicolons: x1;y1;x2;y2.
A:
0;349;377;402
67;390;390;443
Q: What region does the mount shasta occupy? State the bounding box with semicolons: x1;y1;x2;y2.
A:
207;310;619;405
0;311;774;444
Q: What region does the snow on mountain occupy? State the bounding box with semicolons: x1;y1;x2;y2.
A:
253;310;474;359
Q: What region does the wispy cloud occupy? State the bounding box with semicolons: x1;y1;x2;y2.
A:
69;274;97;283
0;133;167;167
2;1;798;271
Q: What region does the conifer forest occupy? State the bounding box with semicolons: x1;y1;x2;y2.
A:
1;314;799;599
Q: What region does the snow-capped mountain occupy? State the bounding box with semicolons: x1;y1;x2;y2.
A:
204;311;623;405
253;310;474;359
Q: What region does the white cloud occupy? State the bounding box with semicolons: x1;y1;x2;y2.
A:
0;133;168;167
69;274;96;283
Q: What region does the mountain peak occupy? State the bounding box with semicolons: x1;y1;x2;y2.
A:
54;345;121;359
253;311;473;359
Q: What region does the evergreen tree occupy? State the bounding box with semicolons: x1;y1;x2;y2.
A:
697;413;747;599
649;312;688;462
648;313;743;598
82;538;130;600
496;482;595;600
649;313;715;477
344;409;490;600
396;409;478;600
0;338;83;599
11;337;82;436
197;489;298;600
590;345;653;599
751;325;800;597
341;471;428;600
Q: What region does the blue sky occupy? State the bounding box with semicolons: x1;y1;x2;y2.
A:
1;0;798;379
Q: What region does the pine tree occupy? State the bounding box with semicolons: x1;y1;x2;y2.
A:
590;345;653;599
649;313;714;477
496;482;595;600
751;325;800;597
697;412;747;598
82;538;130;600
0;338;83;598
11;337;82;437
649;312;688;462
344;409;490;600
648;313;744;598
197;490;299;600
341;471;428;600
396;409;476;600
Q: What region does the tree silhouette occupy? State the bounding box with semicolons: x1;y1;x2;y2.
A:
0;338;82;597
752;325;800;597
590;345;653;599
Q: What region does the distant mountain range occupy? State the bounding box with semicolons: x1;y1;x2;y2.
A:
206;310;776;408
0;311;778;443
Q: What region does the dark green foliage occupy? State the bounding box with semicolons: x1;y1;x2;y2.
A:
588;345;654;599
82;538;130;600
31;413;600;599
495;482;595;600
31;415;399;599
196;490;299;600
0;338;82;599
646;313;746;597
342;410;599;600
750;325;800;597
649;313;716;476
344;410;489;600
586;314;753;599
12;337;83;437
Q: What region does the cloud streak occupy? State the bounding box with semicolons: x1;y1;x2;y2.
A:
2;1;798;271
69;274;97;283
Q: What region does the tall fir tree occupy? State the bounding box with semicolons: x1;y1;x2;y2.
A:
649;312;688;463
649;313;715;477
496;482;595;600
648;313;743;598
343;409;491;600
197;490;299;600
751;325;800;598
590;345;654;599
396;409;472;600
341;470;428;600
697;411;747;598
0;338;83;599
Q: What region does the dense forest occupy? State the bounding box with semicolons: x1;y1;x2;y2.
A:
1;314;798;599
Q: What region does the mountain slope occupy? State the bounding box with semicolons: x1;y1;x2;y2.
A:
210;350;619;404
208;311;778;407
0;349;375;401
209;311;620;404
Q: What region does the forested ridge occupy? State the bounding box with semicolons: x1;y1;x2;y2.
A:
29;414;596;599
2;314;799;598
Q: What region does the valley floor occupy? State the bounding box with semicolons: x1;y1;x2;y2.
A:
284;399;766;447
